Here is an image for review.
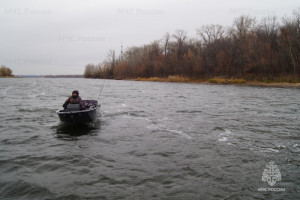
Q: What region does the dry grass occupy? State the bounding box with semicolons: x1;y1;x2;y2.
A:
167;75;191;82
131;76;300;88
208;78;247;84
136;76;191;82
136;76;248;84
136;77;165;81
229;79;247;84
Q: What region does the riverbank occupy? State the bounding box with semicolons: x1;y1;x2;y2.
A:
0;76;16;78
129;76;300;88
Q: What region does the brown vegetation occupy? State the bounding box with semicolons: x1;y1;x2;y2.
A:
84;9;300;83
0;65;14;77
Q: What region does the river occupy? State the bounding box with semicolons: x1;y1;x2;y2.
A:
0;78;299;200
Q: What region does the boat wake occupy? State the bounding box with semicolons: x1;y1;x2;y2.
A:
121;113;192;139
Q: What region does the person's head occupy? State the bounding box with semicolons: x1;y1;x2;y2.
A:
72;90;79;98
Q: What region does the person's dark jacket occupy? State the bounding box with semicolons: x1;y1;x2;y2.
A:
63;96;85;110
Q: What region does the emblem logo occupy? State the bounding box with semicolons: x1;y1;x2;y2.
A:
262;161;281;186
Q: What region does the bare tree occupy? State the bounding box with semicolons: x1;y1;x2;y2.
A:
173;29;187;50
162;32;170;56
196;24;225;45
83;63;96;78
233;15;256;39
258;16;279;39
107;49;116;68
172;30;188;74
106;49;116;78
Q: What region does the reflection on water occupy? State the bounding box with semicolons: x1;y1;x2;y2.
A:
53;119;101;138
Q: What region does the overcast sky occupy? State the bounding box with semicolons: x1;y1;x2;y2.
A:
0;0;298;75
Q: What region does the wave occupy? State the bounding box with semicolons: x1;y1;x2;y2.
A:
18;107;55;113
176;110;202;114
0;86;13;96
0;180;53;200
103;110;147;119
214;127;233;145
147;117;192;139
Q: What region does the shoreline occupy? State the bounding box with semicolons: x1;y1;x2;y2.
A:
2;75;299;88
0;76;17;78
126;77;300;89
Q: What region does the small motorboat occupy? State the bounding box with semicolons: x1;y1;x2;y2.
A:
56;100;99;124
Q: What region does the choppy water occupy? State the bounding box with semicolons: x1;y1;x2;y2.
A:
0;78;299;200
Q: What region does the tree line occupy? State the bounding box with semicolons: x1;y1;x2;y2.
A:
0;65;14;77
84;9;300;81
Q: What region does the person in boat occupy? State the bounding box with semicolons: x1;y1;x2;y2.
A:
63;90;85;110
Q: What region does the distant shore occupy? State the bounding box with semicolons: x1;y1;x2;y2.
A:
0;76;16;78
127;76;300;89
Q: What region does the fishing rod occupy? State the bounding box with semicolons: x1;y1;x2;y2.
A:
97;70;109;101
97;77;106;101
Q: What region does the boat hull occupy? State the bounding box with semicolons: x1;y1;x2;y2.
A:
57;108;98;124
56;100;99;124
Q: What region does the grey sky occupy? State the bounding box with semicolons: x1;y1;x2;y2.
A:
0;0;298;75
